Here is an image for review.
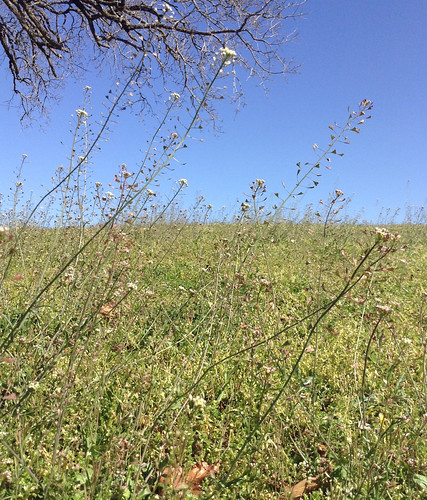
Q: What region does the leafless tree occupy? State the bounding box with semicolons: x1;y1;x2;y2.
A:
0;0;305;118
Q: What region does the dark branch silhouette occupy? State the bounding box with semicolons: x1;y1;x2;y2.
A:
0;0;305;118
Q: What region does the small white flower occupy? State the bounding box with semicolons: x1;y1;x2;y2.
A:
28;381;40;390
189;394;206;409
374;227;401;242
76;109;88;119
170;92;180;100
95;182;102;188
358;421;372;431
127;282;138;291
376;304;392;314
106;191;115;200
220;47;237;61
147;189;156;196
178;178;188;187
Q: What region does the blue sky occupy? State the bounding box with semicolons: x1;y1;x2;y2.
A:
1;0;426;223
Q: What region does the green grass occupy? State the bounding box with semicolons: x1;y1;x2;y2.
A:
1;221;426;499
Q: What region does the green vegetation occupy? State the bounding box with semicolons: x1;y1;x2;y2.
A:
0;53;425;500
1;218;426;498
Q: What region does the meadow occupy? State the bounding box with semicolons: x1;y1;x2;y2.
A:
1;215;426;498
0;78;426;499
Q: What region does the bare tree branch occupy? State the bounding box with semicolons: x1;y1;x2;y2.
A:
0;0;305;119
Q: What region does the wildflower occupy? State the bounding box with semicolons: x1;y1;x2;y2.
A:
85;86;92;91
171;132;179;139
335;189;344;197
28;381;40;390
188;394;206;409
170;92;180;100
256;179;265;186
374;227;401;242
220;47;237;61
358;420;372;431
241;202;250;212
106;191;115;200
95;182;102;188
147;189;156;196
376;304;392;314
127;282;138;291
76;109;88;119
178;178;188;187
22;154;28;159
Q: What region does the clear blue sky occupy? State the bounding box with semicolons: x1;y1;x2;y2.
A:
1;0;426;223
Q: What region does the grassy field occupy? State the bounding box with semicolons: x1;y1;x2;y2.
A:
0;219;426;499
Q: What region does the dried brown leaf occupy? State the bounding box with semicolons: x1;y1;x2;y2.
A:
290;476;322;499
3;393;17;401
159;466;184;491
0;358;16;364
186;461;220;494
159;461;220;497
100;301;117;318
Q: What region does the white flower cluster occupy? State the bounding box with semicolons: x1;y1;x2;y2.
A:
374;227;401;242
76;109;88;120
220;47;237;61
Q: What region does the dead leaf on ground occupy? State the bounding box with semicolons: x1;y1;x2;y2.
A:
282;475;322;500
159;461;220;496
3;393;17;401
100;301;117;319
0;358;16;364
